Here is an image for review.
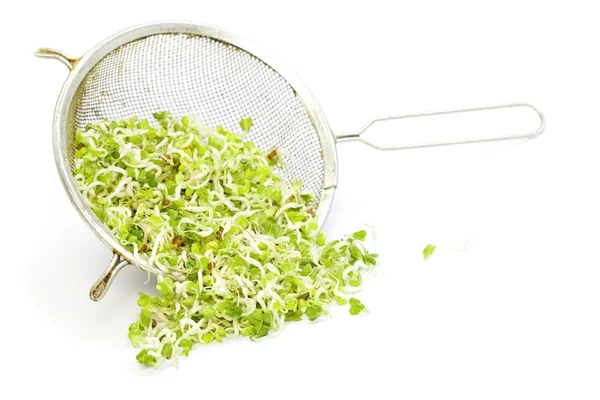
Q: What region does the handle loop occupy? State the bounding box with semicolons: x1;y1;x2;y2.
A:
35;48;79;71
335;103;545;150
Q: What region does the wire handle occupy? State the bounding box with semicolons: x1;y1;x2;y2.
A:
335;103;545;150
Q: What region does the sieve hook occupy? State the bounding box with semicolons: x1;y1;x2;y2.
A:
35;48;79;71
89;252;129;301
335;103;545;150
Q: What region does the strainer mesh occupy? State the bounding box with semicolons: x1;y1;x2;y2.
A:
67;33;324;202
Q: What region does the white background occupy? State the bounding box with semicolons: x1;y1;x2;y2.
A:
2;1;600;398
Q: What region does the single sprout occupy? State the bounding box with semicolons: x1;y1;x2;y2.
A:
423;244;436;260
349;298;367;315
239;117;253;133
352;230;367;241
73;112;378;367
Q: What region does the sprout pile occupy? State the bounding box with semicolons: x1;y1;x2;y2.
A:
73;112;377;366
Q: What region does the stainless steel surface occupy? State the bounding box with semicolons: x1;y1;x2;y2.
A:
34;48;79;70
335;103;546;149
89;252;130;301
37;21;545;300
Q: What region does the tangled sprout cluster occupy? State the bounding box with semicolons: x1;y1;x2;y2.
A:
73;112;377;366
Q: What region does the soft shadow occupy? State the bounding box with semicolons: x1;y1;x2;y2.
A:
25;216;152;345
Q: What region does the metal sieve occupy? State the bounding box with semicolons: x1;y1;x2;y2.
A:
36;21;545;301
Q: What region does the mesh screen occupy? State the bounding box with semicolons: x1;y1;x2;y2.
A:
67;33;325;202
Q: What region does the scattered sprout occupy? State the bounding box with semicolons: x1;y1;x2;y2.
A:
239;117;253;133
423;244;436;260
349;298;367;315
352;230;366;241
74;112;378;367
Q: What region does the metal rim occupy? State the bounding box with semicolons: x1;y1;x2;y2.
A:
52;21;338;269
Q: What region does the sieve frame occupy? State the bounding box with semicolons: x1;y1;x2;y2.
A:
42;22;339;299
38;21;546;301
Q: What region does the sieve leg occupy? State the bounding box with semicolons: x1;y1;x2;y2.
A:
89;252;129;301
334;103;545;150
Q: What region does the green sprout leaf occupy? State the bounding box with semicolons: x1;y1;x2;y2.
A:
239;117;253;133
423;244;436;260
156;277;175;295
136;349;158;367
352;230;367;241
349;297;367;316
